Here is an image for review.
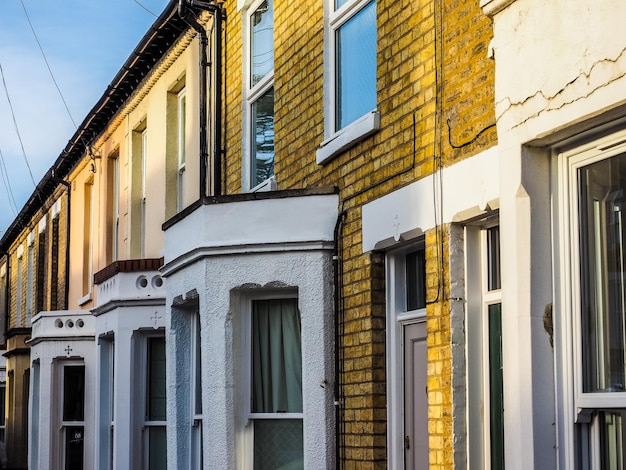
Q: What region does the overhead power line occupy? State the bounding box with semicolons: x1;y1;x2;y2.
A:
0;61;37;189
19;0;77;129
133;0;159;17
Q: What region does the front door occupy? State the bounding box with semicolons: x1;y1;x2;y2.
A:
404;321;428;470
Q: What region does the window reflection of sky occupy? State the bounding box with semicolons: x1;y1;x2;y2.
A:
251;0;274;88
252;88;275;186
336;1;376;131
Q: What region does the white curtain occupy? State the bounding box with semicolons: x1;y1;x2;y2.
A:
252;299;302;413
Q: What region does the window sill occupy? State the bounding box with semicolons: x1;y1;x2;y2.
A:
77;293;92;306
480;0;516;16
249;176;278;193
316;111;380;165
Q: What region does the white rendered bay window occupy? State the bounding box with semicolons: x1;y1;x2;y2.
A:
246;297;303;469
557;131;626;469
245;0;275;191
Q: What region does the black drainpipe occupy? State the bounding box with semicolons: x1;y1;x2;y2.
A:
178;0;223;197
51;170;71;309
333;210;346;469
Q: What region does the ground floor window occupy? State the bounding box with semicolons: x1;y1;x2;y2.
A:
133;332;167;470
557;130;626;468
248;297;303;469
465;221;504;470
61;363;85;470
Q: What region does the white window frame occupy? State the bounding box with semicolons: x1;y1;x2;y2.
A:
79;180;94;305
177;88;187;212
243;0;275;192
465;221;503;470
112;156;120;262
16;244;23;326
98;335;115;470
190;312;203;470
137;333;167;470
555;129;626;469
241;291;302;469
56;361;86;470
141;129;148;259
26;231;34;323
385;240;427;470
317;0;379;164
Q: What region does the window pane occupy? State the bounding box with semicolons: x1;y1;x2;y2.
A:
487;226;501;291
194;314;202;415
598;411;626;469
488;303;505;470
251;88;275;187
336;1;376;130
148;426;167;470
579;153;626;393
147;337;166;421
63;366;85;421
250;0;274;87
252;299;302;413
65;425;84;470
406;249;426;311
253;419;303;470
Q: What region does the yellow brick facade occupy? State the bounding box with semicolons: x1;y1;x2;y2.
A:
221;0;496;467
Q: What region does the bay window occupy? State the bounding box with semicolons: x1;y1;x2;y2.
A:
557;131;626;469
247;298;303;469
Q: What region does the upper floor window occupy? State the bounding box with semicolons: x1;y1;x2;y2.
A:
177;88;187;212
332;0;376;131
245;0;275;191
317;0;378;164
106;152;120;263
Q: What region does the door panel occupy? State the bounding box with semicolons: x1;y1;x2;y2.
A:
404;321;428;470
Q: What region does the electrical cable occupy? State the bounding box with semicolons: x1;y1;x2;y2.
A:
0;61;37;189
19;0;77;129
132;0;159;17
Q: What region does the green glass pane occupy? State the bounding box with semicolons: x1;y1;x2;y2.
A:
148;426;167;470
489;303;505;470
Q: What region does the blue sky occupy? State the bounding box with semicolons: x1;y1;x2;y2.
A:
0;0;171;234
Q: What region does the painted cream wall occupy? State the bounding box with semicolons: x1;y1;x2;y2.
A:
483;1;626;468
65;30;201;310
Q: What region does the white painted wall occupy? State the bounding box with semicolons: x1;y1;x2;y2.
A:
162;192;338;470
481;1;626;468
28;311;96;470
92;270;166;470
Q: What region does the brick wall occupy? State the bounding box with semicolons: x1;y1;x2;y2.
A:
222;0;495;467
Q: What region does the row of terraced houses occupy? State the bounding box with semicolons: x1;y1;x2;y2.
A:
1;0;625;468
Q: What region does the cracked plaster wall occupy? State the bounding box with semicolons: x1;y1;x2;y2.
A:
490;0;626;140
